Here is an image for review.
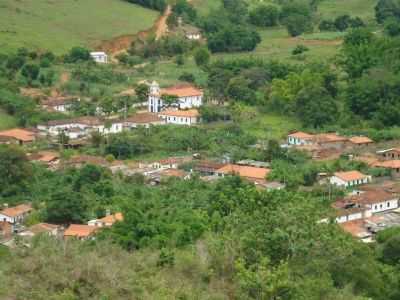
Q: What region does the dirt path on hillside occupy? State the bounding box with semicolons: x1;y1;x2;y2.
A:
98;5;171;57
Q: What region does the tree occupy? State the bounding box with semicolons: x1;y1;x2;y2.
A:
375;0;400;23
295;85;338;128
0;145;32;197
161;94;180;108
319;19;336;31
382;235;400;265
249;4;279;27
21;64;40;85
334;15;352;31
44;188;88;224
285;14;311;37
135;83;149;102
194;47;210;66
226;76;256;103
385;17;400;36
292;45;309;55
65;47;91;63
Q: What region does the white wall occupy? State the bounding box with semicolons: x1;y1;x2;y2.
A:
161;115;198;126
329;176;370;187
368;199;399;213
287;136;312;146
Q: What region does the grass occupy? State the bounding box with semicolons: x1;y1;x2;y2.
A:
212;27;341;63
0;0;159;55
191;0;222;16
317;0;378;23
240;111;301;140
0;110;17;130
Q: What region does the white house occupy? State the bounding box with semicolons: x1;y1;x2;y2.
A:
90;52;108;64
41;97;77;113
0;204;32;224
88;213;123;228
158;109;200;126
38;116;124;139
287;131;315;146
148;81;203;113
329;171;371;188
333;189;399;223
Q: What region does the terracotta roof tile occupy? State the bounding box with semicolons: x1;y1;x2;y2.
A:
159;109;200;118
217;164;271;180
98;213;123;225
160;84;203;97
333;171;368;182
125;113;163;124
374;160;400;169
0;204;32;218
349;136;373;145
287;131;314;139
64;224;98;238
0;128;36;142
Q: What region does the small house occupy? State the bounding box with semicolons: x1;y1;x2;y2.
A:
158;109;200;125
90;52;108;64
329;171;371;188
348;136;374;147
64;224;98;240
373;160;400;178
0;128;37;145
0;204;32;224
88;213;123;228
287;131;314;146
124;112;165;129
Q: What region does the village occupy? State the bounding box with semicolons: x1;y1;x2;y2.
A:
2;75;400;247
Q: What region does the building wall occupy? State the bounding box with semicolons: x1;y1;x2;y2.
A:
0;214;14;223
368;199;399;213
148;95;203;113
287;136;313;146
336;212;363;223
161;115;198;126
330;176;370;187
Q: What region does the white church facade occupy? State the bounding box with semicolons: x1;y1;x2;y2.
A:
148;81;203;113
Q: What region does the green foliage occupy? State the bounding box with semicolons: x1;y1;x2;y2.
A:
194;47;210;66
0;145;32;197
249;4;280;27
292;44;309;55
64;47;91;63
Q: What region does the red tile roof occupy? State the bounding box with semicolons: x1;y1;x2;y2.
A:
349;136;373;145
374;160;400;169
288;131;314;139
125;113;163;124
64;224;98;238
159;109;200;118
0;128;36;142
0;204;32;218
97;213;123;225
217;164;271;180
333;171;368;182
160;84;203;97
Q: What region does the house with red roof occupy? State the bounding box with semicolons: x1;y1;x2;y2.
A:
158;109;200;125
0;204;32;225
287;131;314;146
329;171;371;188
64;224;98;240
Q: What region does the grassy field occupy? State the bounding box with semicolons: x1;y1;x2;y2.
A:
0;110;17;130
212;27;342;63
318;0;378;23
0;0;159;55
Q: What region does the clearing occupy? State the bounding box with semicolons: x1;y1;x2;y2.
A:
0;110;17;130
0;0;159;54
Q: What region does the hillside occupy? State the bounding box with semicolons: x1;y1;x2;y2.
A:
0;0;159;54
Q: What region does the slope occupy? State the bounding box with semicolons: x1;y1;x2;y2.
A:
0;0;159;54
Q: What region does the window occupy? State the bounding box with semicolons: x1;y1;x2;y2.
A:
388;202;391;207
375;205;378;210
380;204;383;209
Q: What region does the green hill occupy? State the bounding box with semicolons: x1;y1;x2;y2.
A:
0;0;159;54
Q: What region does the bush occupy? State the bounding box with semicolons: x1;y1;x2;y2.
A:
285;14;312;37
292;44;309;55
64;47;91;63
249;4;280;27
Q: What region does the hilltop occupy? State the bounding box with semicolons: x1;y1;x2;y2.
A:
0;0;159;54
